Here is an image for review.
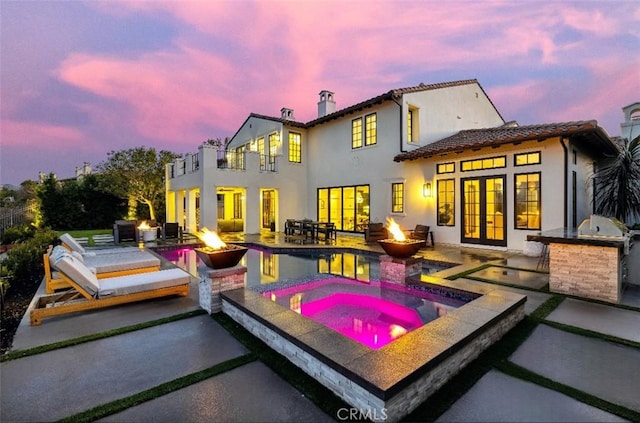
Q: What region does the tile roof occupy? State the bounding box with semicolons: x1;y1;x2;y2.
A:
393;120;617;162
248;113;307;128
306;79;487;127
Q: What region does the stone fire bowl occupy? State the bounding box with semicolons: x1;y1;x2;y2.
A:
377;239;425;259
195;245;248;269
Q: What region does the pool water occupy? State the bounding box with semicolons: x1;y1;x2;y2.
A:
262;277;467;349
159;246;450;287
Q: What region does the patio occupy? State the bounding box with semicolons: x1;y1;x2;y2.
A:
1;232;639;422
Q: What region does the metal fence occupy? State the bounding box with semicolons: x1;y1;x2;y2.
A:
0;204;37;236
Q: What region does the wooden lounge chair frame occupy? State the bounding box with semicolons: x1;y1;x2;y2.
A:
44;246;161;294
31;269;190;326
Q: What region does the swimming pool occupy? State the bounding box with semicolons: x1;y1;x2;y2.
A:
158;245;452;288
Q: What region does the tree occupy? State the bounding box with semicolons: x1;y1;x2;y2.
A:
593;135;640;224
97;147;179;221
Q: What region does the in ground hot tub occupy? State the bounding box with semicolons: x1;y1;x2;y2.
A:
222;276;525;421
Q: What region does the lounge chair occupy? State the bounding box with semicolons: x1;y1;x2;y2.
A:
364;223;388;243
31;253;191;325
406;224;434;247
162;223;182;240
60;233;141;256
45;245;162;294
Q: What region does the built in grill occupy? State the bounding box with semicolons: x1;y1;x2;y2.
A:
578;214;632;255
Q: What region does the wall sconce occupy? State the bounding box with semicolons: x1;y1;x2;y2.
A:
423;182;432;197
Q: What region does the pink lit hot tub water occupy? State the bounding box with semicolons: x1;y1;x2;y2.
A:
262;277;469;349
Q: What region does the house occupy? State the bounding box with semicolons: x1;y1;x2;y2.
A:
165;79;620;251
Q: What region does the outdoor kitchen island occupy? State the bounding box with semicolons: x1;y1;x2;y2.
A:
528;216;633;304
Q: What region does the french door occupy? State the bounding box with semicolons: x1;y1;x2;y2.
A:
461;175;506;246
262;190;275;229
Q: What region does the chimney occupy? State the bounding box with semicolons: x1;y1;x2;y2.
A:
317;90;336;118
281;107;295;121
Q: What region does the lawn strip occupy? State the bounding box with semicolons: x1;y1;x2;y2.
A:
405;316;539;421
444;263;492;280
541;320;640;349
529;295;564;321
488;263;550;274
212;312;349;419
495;360;640;422
1;309;206;362
57;353;256;423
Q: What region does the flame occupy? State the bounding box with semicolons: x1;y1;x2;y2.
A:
386;217;406;241
138;220;151;230
196;227;227;250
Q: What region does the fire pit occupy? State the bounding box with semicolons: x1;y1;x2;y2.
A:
378;239;425;258
377;217;425;258
195;245;248;269
194;228;248;269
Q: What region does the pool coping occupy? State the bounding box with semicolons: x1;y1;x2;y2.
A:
222;277;526;400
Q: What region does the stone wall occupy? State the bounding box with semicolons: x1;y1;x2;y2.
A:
199;266;246;314
549;242;620;303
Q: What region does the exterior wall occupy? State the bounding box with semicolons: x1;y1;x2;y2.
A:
306;82;504;230
401;84;504;146
621;102;640;142
423;138;567;251
168;122;309;234
306;101;406;223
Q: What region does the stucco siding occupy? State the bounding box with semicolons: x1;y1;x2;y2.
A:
402;83;504;145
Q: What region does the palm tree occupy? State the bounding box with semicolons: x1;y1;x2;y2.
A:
593;135;640;224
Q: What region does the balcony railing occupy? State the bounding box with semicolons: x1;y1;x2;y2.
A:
217;150;246;170
260;155;278;172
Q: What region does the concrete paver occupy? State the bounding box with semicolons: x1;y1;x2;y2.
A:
509;324;640;412
437;370;627;422
466;265;549;289
101;361;333;422
455;278;552;315
1;315;247;422
546;298;640;343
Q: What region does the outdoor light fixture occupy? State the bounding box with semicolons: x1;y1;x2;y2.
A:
423;182;432;197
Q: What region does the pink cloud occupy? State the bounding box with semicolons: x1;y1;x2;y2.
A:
0;119;88;148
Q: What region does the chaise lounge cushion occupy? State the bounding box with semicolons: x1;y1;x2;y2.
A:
52;253;190;298
98;268;191;297
83;251;161;274
50;245;160;275
52;255;100;296
60;233;86;254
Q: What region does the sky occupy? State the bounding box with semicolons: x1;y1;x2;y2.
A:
1;0;639;186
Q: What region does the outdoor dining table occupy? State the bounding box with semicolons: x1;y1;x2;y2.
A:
286;220;334;241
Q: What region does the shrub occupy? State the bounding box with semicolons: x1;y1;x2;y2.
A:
0;228;58;296
1;224;36;245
